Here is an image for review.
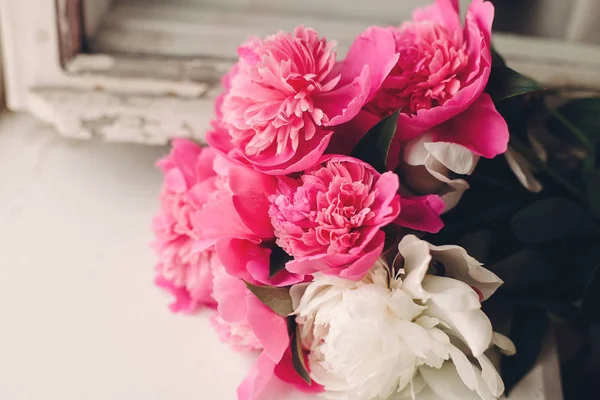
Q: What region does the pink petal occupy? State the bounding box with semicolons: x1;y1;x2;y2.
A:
467;0;494;43
193;197;255;240
213;271;248;323
337;27;399;101
246;294;289;363
433;93;509;158
413;0;461;32
215;237;265;284
396;195;445;233
250;131;334;175
336;230;386;280
317;65;371;127
237;351;276;400
274;348;324;393
154;275;198;314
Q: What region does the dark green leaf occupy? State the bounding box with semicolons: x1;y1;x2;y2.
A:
501;307;549;395
584;169;600;218
485;67;544;102
456;230;493;264
244;282;293;317
489;248;555;293
291;323;311;384
350;110;400;173
556;98;600;143
491;46;507;67
582;265;600;322
269;245;293;279
510;197;587;244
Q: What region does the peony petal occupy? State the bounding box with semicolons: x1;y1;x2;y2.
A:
413;0;461;33
215;237;265;284
424;141;479;175
338;26;400;101
422;275;482;312
448;345;479;391
212;270;248;323
274;348;325;393
318;65;372;127
336;230;386;281
434;93;509;158
425;302;493;357
246;294;289;363
396;195;445;233
492;332;516;355
237;351;276;400
154;275;197;314
477;354;505;398
419;362;482;400
193;197;255;240
398;234;432;300
427;243;503;300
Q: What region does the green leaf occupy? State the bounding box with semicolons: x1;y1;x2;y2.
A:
491;46;507;67
456;230;493;264
485;66;544;102
556;97;600;143
501;307;549;395
350;110;400;173
290;322;312;385
585;169;600;218
582;265;600;322
510;197;587;244
244;282;293;317
489;248;556;293
269;245;293;279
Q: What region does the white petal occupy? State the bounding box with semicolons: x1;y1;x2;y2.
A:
424;141;479;175
448;345;479;391
290;283;309;311
505;147;543;193
390;289;426;321
422;275;482;311
398;235;432;300
427;243;503;300
392;372;428;399
419;363;482;400
403;132;435;166
425;302;493;357
492;332;516;355
477;354;505;398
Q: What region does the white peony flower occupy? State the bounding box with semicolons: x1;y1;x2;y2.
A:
402;132;478;212
294;235;514;400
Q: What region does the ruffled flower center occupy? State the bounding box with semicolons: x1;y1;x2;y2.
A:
269;161;377;256
222;27;338;157
367;21;468;116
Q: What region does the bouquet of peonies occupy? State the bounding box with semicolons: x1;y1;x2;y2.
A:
151;0;600;399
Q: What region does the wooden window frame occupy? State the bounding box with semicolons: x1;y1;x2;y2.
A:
0;0;599;144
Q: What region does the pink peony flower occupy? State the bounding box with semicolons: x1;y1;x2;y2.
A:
350;0;508;160
207;26;398;175
267;155;443;280
153;139;229;313
193;160;303;287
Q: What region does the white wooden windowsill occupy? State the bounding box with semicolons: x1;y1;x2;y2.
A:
2;0;600;145
0;111;563;400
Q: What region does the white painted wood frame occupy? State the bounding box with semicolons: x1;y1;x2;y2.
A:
1;0;599;145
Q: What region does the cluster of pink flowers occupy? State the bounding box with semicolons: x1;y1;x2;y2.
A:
152;1;509;399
